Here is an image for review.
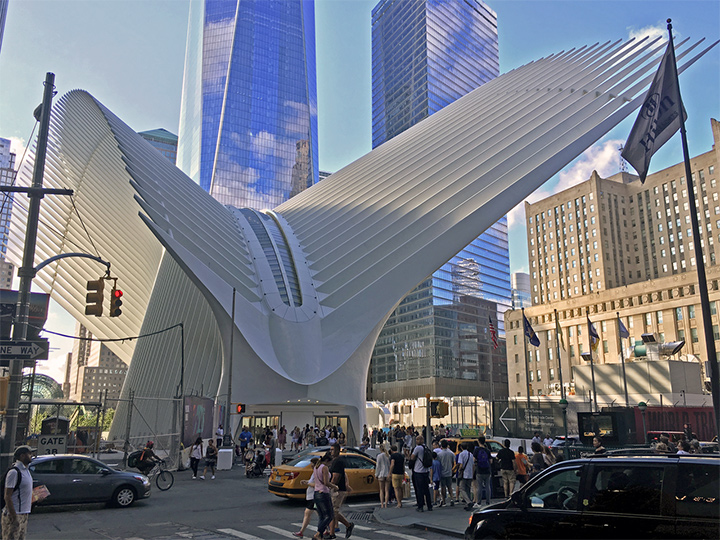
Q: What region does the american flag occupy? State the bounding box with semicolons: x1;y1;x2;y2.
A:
489;316;499;350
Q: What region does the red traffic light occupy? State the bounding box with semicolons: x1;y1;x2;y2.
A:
110;286;123;317
113;289;123;299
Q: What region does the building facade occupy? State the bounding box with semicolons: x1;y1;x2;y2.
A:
511;272;531;309
506;118;720;400
177;0;318;208
0;137;15;289
369;0;510;401
66;323;128;406
138;128;178;165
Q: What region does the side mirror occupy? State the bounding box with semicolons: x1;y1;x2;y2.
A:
101;469;112;475
511;490;525;508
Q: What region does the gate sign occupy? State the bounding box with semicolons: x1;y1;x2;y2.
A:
38;434;67;455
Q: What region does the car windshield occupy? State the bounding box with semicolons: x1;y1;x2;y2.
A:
525;466;583;510
486;441;504;452
286;456;317;467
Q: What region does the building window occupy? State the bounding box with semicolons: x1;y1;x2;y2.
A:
691;328;699;343
569;345;575;358
714;325;720;341
515;354;519;364
676;307;683;321
602;340;608;353
689;305;696;319
656;311;663;324
549;368;555;380
516;373;520;383
678;329;685;341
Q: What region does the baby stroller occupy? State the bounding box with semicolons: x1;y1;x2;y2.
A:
246;450;266;478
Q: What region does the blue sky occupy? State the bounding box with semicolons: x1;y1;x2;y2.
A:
1;0;718;381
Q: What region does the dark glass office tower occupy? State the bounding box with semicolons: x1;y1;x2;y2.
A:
177;0;318;209
370;0;510;402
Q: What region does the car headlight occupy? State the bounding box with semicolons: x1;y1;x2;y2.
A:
132;474;150;486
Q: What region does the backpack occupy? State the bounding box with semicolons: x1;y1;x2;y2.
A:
0;466;21;510
474;446;490;470
127;450;143;468
421;445;433;468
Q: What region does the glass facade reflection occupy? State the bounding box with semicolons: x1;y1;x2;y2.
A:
370;0;510;401
177;0;318;210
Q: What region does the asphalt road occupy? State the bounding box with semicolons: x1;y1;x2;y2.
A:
28;464;457;540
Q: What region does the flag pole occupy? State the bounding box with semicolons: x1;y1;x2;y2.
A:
522;308;531;409
554;309;565;399
667;18;720;439
586;308;598;412
617;312;630;408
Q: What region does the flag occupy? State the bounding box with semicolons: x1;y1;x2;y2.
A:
555;316;565;351
621;42;686;183
523;313;540;347
618;318;630;339
587;315;600;352
489;316;499;350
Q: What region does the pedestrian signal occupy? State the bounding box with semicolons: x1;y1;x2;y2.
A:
85;279;104;316
110;287;123;317
430;399;448;418
236;403;246;414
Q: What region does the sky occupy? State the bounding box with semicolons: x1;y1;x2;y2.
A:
0;0;718;383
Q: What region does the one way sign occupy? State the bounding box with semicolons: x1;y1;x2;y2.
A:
0;339;50;366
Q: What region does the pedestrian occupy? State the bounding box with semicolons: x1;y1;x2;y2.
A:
293;457;320;538
291;427;300;451
531;432;542;446
431;452;442;506
530;441;546;476
201;439;218;479
389;445;405;508
238;427;252;464
437;440;455;506
456;442;474;510
306;427;316;448
328;444;354;539
592;436;606;454
279;426;287;451
514;446;530;488
362;424;369;441
375;443;391;508
216;424;224;447
338;431;346;447
473;436;492;506
543;433;554;448
2;445;33;540
190;437;203;479
496;439;516;498
542;444;556;468
409;435;433;512
312;453;336;540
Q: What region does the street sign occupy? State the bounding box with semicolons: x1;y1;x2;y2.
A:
38;434;67;455
0;339;50;366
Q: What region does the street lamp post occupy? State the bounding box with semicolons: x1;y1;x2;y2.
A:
559;398;569;460
638;401;647;444
581;352;597;412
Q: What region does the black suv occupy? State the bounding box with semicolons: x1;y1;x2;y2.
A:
465;454;719;539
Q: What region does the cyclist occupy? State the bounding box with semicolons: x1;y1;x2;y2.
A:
137;441;161;475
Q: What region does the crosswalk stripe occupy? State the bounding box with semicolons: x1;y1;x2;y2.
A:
375;530;425;540
218;529;263;540
291;522;373;532
258;525;299;538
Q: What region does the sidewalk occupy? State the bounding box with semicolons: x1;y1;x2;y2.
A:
373;500;476;538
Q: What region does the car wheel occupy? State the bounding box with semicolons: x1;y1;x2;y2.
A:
112;485;136;507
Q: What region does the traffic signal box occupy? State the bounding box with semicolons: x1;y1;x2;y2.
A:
110;287;123;317
85;279;104;316
430;399;449;418
234;403;246;414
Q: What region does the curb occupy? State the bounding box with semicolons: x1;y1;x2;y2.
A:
372;507;466;538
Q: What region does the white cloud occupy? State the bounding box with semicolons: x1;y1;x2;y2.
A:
627;24;667;43
507;139;624;229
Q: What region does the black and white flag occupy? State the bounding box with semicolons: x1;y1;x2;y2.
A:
622;42;686;183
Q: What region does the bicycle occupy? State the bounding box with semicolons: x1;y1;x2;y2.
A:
144;459;174;491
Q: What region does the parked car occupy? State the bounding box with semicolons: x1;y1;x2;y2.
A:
29;454;151;507
465;454;719;539
550;436;582;448
269;448;388;499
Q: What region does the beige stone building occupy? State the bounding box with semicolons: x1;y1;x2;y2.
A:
506;119;719;400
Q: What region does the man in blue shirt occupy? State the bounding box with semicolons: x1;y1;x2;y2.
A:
238;427;253;464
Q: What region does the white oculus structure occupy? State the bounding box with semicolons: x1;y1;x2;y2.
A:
8;36;718;443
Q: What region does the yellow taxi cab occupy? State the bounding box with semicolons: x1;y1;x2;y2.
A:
441;437;504;455
268;448;380;499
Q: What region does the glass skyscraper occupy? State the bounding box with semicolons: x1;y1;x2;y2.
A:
177;0;318;209
369;0;510;402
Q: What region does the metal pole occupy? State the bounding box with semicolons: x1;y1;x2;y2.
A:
554;309;565;399
618;312;630;408
522;308;531;408
587;309;598;412
122;390;134;469
98;389;108;458
667;19;720;439
1;73;55;472
562;407;569;460
224;289;236;445
179;323;185;448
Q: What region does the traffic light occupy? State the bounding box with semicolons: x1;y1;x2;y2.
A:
85;279;104;316
0;376;9;413
430;399;448;418
236;403;246;414
110;287;123;317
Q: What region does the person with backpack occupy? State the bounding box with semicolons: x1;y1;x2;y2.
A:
2;445;33;540
409;434;433;512
456;442;475;510
473;436;493;506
